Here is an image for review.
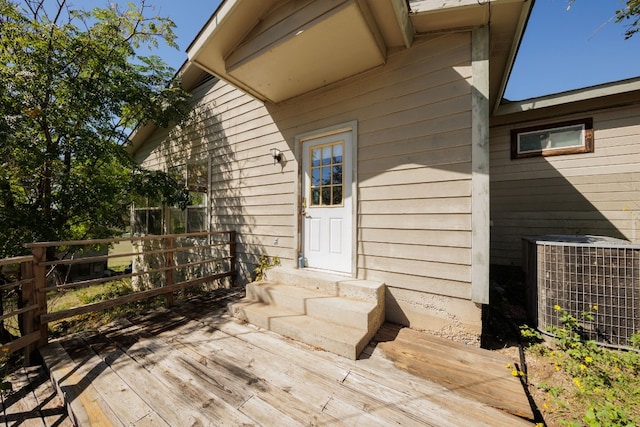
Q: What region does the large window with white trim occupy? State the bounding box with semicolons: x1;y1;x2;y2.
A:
169;161;209;233
132;160;209;235
132;197;162;235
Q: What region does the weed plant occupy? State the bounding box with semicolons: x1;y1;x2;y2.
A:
522;306;640;426
252;255;280;282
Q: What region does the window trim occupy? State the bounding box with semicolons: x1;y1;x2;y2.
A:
132;158;210;236
308;141;345;208
169;160;210;234
510;118;594;159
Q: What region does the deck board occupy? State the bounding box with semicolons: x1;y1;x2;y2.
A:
0;363;72;427
39;292;535;426
375;325;533;419
99;320;257;425
1;366;45;427
26;366;73;427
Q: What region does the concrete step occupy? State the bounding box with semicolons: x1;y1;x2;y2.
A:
306;295;383;331
267;267;384;302
228;299;371;359
246;282;321;313
229;267;385;359
247;282;382;330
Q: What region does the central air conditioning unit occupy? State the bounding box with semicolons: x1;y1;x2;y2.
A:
524;235;640;349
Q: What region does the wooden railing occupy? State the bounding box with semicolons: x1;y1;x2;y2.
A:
0;231;236;362
0;255;40;360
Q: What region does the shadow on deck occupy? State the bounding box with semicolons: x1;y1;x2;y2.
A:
9;290;536;426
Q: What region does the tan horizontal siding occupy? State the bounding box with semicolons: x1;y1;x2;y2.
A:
213;182;292;199
358;180;471;200
357;254;471;283
358;268;471;300
359;128;471;162
211;203;293;217
360;162;471;187
211;169;293;188
359;241;471;265
213;222;294;235
135;31;475;329
359;197;471;214
359;228;471;248
359;213;471;231
361;111;472;148
212;194;292;208
359;143;471;176
490;105;640;267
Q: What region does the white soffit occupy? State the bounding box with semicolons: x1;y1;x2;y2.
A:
188;0;388;103
226;1;386;103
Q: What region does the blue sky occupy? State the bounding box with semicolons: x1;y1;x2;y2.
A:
505;0;640;100
81;0;639;101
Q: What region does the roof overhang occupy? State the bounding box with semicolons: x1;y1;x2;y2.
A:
491;77;640;126
187;0;532;104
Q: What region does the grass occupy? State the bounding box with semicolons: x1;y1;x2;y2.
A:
47;278;168;337
47;282;113;313
107;241;133;270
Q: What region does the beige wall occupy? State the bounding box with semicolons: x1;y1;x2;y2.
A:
135;32;481;340
490;104;640;267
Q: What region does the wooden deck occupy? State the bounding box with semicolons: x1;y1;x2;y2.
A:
36;291;535;426
1;365;72;426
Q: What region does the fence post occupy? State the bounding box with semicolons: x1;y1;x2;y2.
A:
165;236;175;307
20;256;34;364
31;246;48;347
229;231;237;286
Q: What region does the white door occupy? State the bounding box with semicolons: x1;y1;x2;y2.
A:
301;131;352;274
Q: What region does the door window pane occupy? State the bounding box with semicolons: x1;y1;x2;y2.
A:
322;146;331;165
308;141;344;207
311;188;320;205
312;168;321;186
322;167;331;185
333;144;342;163
332;165;342;185
332;186;342;205
321;187;331;205
312;148;321;167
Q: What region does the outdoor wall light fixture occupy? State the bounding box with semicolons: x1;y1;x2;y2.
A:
270;148;282;164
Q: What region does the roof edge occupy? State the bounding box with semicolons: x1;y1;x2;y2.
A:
491;0;535;114
494;76;640;116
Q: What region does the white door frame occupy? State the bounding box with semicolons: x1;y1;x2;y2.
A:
294;121;358;277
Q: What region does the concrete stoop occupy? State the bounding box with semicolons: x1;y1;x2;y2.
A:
228;267;385;359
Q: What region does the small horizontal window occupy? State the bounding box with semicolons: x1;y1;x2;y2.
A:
511;118;593;159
